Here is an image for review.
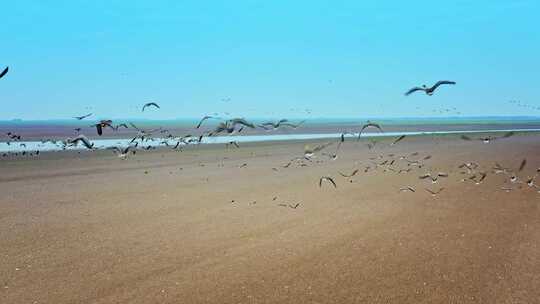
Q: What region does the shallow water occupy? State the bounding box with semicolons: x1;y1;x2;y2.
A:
1;128;539;153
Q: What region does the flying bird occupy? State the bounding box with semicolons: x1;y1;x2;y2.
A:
142;102;160;112
519;159;527;172
108;145;135;159
93;120;114;136
0;66;8;79
338;169;359;178
460;131;514;143
74;113;93;120
226;141;240;148
66;135;94;149
358;122;383;139
196;116;216;129
304;142;333;159
259;119;305;130
405;81;456;96
425;188;444;196
391;135;406;145
319;176;337;188
400;186;416;192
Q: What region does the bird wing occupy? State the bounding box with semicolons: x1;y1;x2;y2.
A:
327;177;337;188
129;122;140;130
196;116;211;129
425;188;436;195
0;66;8;79
392;135;406;145
431;80;456;91
230;118;255;128
519;159;527;171
96;124;103;136
405;87;424;96
281;120;305;128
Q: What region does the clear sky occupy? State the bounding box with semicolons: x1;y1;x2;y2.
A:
0;0;539;120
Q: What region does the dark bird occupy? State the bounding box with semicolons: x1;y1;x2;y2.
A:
259;119;289;130
519;159;527;172
405;81;456;96
259;119;305;130
66;135;94;149
142;102;160;112
289;203;300;209
0;66;8;79
419;172;448;183
196;116;216;129
400;186;416;192
304;142;333;158
339;169;359;178
74;113;93;120
425;188;444;196
226;141;240;148
108;145;135;158
229;118;256;129
358;122;383;139
93;120;113;136
319;176;337;188
460;131;514;143
114;123;129;130
391;135;406;145
6;132;21;140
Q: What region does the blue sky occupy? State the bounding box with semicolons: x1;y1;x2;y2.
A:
0;0;539;120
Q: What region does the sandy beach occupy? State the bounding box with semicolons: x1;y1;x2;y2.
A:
1;134;539;303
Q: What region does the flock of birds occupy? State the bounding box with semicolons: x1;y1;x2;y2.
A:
1;66;539;206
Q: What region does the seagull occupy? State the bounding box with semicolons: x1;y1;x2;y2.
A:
93;120;114;136
129;123;162;142
6;132;21;140
419;172;448;183
142;102;160;112
391;135;406;145
226;141;240;148
207;118;255;136
459;162;479;173
460;131;514;143
319;176;337;188
338;169;359;178
0;66;8;79
73;113;93;120
400;186;416;192
259;119;289;130
519;159;527;172
470;172;487;184
108;145;135;159
492;163;509;174
229;118;256;129
113;123;129;130
425;188;444;196
66;135;94;149
405;81;456;96
304;142;333;159
196;116;216;129
358;122;383;139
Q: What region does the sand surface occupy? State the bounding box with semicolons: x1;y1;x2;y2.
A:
1;135;539;303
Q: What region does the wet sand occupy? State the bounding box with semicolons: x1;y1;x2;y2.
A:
1;135;539;303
